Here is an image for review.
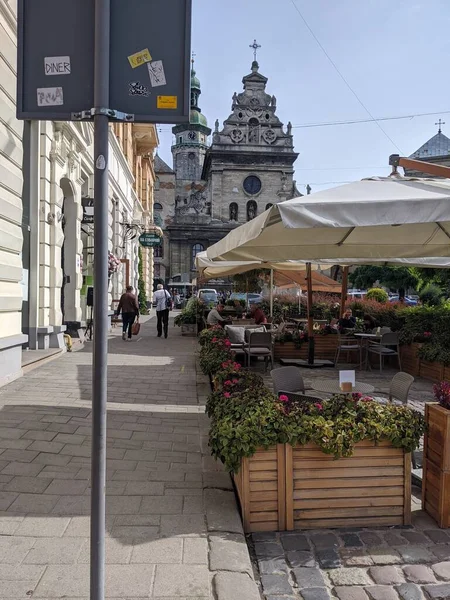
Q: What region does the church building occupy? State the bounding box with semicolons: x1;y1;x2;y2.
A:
153;48;299;284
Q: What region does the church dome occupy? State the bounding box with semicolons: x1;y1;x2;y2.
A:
190;109;208;127
191;68;201;90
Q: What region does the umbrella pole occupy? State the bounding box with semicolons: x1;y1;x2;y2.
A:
340;266;349;318
306;262;315;365
269;269;274;318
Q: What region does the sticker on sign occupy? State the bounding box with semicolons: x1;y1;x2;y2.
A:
147;60;166;87
37;87;64;106
157;96;177;110
44;56;71;76
128;48;152;69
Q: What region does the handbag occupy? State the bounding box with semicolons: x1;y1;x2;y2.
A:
165;291;172;311
131;320;141;336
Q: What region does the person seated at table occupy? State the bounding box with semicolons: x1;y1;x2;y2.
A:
207;303;231;328
363;313;376;332
248;304;267;325
338;309;356;331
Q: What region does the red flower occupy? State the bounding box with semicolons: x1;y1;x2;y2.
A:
314;403;323;410
224;380;232;386
279;394;289;403
224;340;231;347
232;379;239;384
424;331;432;337
224;392;231;398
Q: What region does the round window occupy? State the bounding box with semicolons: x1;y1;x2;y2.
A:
243;175;262;195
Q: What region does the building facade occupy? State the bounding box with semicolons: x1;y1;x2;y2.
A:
0;0;27;386
0;0;158;386
154;60;299;285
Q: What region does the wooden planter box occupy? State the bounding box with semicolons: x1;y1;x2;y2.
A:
274;336;340;362
400;343;450;383
234;445;286;532
181;323;197;336
234;441;411;532
423;403;450;528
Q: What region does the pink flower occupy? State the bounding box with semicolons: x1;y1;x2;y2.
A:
232;379;239;384
279;394;289;403
424;331;432;337
234;363;241;370
224;339;231;347
212;337;218;342
360;396;373;403
224;380;232;386
314;403;323;410
224;392;231;398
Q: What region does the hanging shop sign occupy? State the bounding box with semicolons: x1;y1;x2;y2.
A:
81;196;94;224
139;231;162;247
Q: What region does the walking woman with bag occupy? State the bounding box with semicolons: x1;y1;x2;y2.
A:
153;283;172;338
117;286;140;341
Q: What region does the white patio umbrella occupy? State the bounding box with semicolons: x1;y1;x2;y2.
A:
205;177;450;263
204;177;450;365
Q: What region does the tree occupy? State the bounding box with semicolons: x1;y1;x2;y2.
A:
349;265;419;298
413;267;450;296
232;269;267;293
138;247;148;314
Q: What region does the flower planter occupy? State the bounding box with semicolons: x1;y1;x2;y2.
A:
181;323;197;337
234;440;411;532
400;343;421;377
422;403;450;528
274;336;340;362
419;360;444;382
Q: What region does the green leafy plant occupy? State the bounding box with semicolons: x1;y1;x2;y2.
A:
366;287;389;303
137;248;149;314
198;336;233;376
419;284;444;306
174;297;204;326
208;382;425;472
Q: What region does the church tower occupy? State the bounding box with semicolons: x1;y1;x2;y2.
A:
202;47;299;225
171;60;211;185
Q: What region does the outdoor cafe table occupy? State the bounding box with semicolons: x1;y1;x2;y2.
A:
311;380;375;395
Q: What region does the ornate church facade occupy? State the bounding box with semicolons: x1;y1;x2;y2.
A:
153;53;299;284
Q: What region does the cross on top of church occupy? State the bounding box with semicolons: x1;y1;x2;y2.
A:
436;118;445;134
249;39;261;61
191;51;196;66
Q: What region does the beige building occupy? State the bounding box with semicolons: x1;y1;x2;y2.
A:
0;0;158;386
0;0;27;386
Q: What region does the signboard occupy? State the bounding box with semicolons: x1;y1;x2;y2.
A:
17;0;192;124
81;197;94;224
139;232;162;248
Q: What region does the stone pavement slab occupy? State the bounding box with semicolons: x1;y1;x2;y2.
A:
0;316;260;599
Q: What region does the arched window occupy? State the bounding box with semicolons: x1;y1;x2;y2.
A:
229;202;238;221
265;203;273;210
192;243;204;269
154;202;163;211
154;177;160;191
247;200;257;222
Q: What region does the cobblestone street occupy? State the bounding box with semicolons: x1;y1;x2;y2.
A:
0;316;260;600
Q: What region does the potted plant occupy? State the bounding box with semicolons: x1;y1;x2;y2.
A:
207;363;425;532
422;381;450;528
174;297;204;335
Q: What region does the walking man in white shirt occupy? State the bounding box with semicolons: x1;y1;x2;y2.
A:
153;284;172;338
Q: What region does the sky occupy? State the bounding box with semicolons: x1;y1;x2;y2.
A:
157;0;450;194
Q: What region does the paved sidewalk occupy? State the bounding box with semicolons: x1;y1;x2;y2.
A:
0;317;260;599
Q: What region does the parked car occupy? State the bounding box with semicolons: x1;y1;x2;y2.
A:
389;295;418;306
198;289;218;305
347;289;367;300
229;292;263;307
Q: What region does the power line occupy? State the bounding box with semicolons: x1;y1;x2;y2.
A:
289;0;403;153
292;110;450;129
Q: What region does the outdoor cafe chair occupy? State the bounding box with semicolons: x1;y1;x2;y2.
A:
367;332;401;372
270;366;313;396
335;331;362;368
373;371;414;405
244;331;273;372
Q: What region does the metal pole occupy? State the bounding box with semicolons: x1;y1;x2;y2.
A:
269;269;273;318
340;266;349;319
91;0;110;597
306;262;315;365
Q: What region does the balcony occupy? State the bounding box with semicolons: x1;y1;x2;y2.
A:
133;124;159;155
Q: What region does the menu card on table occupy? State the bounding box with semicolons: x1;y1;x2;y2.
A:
339;370;355;392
